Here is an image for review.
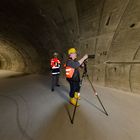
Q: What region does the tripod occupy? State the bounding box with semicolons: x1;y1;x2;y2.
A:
71;61;108;124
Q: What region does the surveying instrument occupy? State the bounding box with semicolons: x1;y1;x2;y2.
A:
71;55;108;124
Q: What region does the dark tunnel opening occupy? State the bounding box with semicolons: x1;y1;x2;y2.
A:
0;0;71;73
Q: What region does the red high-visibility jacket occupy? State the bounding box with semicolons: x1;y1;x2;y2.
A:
50;58;61;75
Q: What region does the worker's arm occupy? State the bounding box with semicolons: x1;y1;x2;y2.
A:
78;54;88;65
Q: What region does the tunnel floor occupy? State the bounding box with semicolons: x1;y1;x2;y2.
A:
0;72;140;140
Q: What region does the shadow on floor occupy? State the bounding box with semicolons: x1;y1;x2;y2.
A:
82;96;108;116
55;85;69;102
35;103;103;140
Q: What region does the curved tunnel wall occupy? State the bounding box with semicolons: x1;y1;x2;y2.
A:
0;0;140;94
0;40;25;71
0;0;70;73
76;0;140;94
0;37;42;72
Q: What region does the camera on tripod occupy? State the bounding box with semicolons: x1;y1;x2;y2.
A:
88;54;95;59
84;54;95;63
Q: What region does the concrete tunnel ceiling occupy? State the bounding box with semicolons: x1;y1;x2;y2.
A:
0;0;140;94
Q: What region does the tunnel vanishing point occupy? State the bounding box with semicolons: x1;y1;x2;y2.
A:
0;0;140;94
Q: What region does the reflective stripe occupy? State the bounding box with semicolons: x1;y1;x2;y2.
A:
66;69;71;71
52;72;60;74
52;66;60;69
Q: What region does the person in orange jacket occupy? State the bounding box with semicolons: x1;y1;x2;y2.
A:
50;52;61;91
65;48;88;106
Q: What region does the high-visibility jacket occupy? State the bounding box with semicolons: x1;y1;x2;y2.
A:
50;58;61;75
65;66;75;78
65;58;80;81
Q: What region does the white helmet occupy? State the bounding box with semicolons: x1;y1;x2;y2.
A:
53;52;58;56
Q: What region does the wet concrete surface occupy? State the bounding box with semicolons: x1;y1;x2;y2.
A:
0;71;140;140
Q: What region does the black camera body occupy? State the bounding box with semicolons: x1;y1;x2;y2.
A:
88;54;95;59
84;54;95;63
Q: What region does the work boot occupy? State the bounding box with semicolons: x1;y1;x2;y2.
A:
74;92;81;100
70;97;80;107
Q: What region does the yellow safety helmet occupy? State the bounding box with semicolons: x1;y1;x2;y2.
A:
68;48;77;55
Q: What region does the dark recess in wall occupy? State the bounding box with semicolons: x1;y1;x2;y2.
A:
106;16;111;26
130;23;135;28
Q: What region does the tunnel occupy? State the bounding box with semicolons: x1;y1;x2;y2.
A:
0;0;140;140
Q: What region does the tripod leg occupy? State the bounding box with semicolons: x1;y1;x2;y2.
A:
87;76;108;116
71;80;81;124
71;98;79;124
96;94;108;116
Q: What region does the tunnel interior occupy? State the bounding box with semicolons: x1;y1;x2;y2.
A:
0;0;140;94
